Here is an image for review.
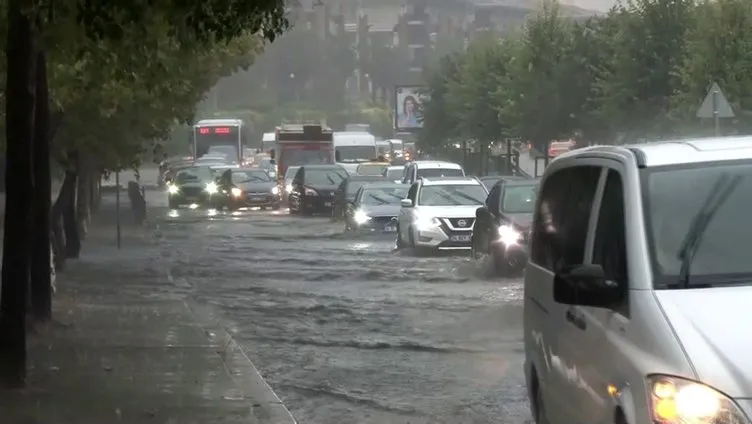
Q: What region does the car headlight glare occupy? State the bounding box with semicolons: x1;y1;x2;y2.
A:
648;375;747;423
271;186;280;195
415;215;440;230
354;210;370;224
167;184;179;194
230;187;242;197
498;225;522;246
205;182;218;194
286;183;293;192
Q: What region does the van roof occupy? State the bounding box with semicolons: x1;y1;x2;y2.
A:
562;136;752;167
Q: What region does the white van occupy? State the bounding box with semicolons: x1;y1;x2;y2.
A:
401;161;464;185
333;132;377;173
524;137;752;424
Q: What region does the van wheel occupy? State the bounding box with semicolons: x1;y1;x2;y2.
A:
532;374;549;424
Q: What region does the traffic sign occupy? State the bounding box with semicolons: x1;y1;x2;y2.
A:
696;82;735;118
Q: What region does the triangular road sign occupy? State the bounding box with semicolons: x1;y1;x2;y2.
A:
697;82;735;118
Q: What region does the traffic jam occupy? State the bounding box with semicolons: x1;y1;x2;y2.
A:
158;120;538;275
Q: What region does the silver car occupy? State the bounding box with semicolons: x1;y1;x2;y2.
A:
524;136;752;424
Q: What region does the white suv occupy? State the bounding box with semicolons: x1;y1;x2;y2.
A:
397;177;488;252
525;137;752;424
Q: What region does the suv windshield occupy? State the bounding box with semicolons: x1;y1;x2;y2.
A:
501;184;537;213
232;170;270;183
175;167;212;184
361;186;408;205
644;162;752;285
416;167;464;178
305;168;347;186
419;184;487;206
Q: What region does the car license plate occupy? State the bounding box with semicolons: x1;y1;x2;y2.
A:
250;197;262;201
324;202;332;207
451;235;471;242
384;226;396;232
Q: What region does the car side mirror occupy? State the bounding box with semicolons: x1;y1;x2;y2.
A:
400;198;413;207
553;264;622;307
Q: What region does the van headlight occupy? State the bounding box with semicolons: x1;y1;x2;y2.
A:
205;182;218;194
167;184;179;194
354;209;370;224
271;186;280;195
498;225;522;246
648;375;748;424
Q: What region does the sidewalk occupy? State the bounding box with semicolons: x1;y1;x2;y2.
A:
0;192;296;424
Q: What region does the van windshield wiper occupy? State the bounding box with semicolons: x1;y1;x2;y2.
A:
676;173;742;288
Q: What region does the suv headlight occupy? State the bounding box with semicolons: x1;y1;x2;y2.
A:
415;214;440;231
205;182;218;194
648;375;748;423
354;209;370;224
167;184;179;194
271;186;280;195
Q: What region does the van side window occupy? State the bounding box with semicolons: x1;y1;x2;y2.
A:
592;170;628;288
531;166;601;271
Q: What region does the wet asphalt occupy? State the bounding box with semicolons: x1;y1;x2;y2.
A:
96;157;538;423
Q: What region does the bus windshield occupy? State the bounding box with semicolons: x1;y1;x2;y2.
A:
195;125;240;158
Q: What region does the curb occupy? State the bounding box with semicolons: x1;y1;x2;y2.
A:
186;301;297;424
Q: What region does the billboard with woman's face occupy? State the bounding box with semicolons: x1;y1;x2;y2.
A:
394;85;426;131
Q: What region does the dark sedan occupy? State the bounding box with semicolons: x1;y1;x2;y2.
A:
471;178;538;276
332;175;387;221
289;165;348;216
216;168;281;210
166;166;219;209
344;183;408;233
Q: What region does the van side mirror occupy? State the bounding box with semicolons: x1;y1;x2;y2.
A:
553;264;622;307
335;150;341;162
400;198;413;207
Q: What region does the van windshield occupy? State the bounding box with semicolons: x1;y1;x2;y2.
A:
643;161;752;287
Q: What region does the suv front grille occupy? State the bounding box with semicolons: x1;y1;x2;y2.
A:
442;217;474;230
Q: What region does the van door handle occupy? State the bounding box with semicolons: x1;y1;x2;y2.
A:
565;308;586;331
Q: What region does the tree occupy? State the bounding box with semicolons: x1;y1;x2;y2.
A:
593;0;694;140
419;51;466;151
0;0;288;387
446;34;513;166
672;0;752;135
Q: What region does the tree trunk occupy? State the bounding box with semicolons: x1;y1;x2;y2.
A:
0;0;35;388
61;168;80;258
30;49;51;321
76;154;90;240
51;169;76;270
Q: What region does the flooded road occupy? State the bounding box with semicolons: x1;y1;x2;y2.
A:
152;203;531;424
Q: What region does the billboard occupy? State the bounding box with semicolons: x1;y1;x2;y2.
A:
394;85;426;131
